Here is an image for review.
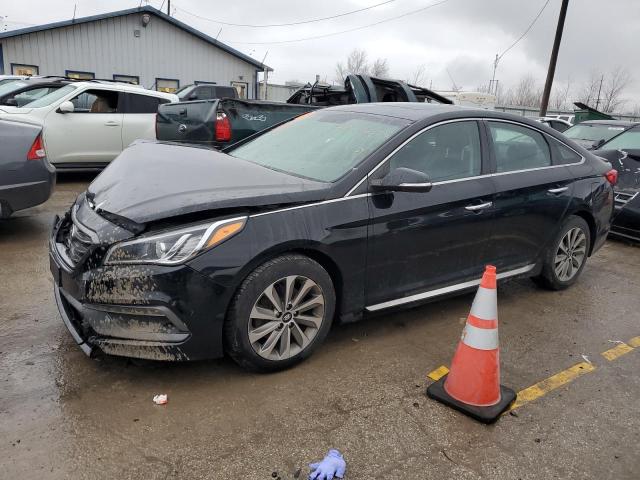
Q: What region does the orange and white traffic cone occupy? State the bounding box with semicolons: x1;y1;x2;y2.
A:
427;265;516;423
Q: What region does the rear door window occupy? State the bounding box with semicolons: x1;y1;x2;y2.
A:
488;122;551;173
123;93;168;114
389;121;482;182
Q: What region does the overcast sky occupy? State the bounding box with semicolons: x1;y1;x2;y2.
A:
2;0;639;110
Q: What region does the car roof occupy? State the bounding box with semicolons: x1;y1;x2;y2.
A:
325;102;548;126
577;120;640;126
61;80;177;99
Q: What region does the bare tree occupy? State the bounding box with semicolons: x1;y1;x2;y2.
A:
577;70;603;107
408;64;428;86
550;78;572;111
370;58;389;78
601;67;632;113
335;49;369;82
506;75;542;107
335;49;390;82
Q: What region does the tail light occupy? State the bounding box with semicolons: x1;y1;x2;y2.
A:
27;133;46;160
605;169;618;186
215;111;232;142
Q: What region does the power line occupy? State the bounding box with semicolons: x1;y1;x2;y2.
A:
220;0;450;45
497;0;551;62
174;0;396;28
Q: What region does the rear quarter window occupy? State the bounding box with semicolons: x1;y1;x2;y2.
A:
550;138;582;165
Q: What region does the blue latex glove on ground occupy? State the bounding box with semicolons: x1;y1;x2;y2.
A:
309;449;346;480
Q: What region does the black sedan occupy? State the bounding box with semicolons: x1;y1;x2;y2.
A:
50;104;615;371
594;125;640;241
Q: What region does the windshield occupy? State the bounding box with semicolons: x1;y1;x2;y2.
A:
0;79;20;86
0;80;29;96
23;84;76;108
563;123;626;143
601;127;640;150
176;85;196;100
229;110;409;182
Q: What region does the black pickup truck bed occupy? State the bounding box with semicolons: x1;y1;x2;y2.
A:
156;74;451;149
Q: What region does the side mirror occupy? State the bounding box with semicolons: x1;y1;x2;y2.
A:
4;98;17;107
592;139;605;149
188;93;198;100
56;101;74;114
370;167;433;193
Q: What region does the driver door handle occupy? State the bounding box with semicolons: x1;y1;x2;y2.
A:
104;121;120;127
548;187;568;194
465;201;493;211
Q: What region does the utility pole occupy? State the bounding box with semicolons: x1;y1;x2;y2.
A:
540;0;569;116
595;74;604;110
489;53;499;95
167;0;171;16
261;51;269;101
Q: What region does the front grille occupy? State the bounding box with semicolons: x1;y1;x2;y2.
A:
56;212;96;267
614;191;638;207
66;223;93;264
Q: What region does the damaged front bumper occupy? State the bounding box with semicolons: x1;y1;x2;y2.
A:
49;212;229;361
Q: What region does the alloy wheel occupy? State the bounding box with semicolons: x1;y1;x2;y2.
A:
554;227;587;282
248;275;325;361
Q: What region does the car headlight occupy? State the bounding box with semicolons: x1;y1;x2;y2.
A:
104;216;247;266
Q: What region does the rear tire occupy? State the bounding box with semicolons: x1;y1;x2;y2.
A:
533;215;591;290
224;254;335;372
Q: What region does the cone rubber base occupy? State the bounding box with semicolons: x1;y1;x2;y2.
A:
426;374;516;424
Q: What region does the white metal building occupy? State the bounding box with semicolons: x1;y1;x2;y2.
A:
258;81;305;103
0;6;269;99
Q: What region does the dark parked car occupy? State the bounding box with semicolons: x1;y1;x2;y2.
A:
0;119;56;218
0;76;67;107
562;120;638;150
594;125;640;241
50;104;615;371
176;83;238;101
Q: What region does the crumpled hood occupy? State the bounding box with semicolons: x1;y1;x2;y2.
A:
87;141;332;224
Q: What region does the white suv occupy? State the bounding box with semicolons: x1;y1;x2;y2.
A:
0;81;177;169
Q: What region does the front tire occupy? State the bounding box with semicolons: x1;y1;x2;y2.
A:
224;254;335;372
533;215;591;290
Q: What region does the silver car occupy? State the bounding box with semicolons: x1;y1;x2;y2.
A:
0;119;56;218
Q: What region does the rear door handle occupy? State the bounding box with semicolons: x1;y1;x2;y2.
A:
104;121;120;127
465;201;493;211
548;187;568;194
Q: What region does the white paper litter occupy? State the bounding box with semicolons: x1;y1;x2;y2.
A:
153;394;168;405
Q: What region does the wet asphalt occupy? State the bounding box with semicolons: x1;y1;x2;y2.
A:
1;174;639;479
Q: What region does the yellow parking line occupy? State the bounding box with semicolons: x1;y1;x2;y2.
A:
427;365;449;381
509;361;595;411
627;336;640;348
601;343;634;361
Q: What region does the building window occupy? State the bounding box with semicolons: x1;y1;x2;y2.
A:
156;78;179;93
66;70;95;80
11;63;39;76
231;81;248;99
113;74;139;85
